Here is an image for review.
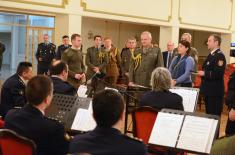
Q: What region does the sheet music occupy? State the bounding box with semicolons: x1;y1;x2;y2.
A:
77;85;88;98
177;115;218;153
148;112;184;147
71;107;96;132
169;88;198;112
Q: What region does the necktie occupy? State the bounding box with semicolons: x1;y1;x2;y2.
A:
168;53;172;68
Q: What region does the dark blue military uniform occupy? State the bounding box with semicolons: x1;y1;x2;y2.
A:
225;71;235;135
36;42;56;74
51;76;77;96
56;44;71;60
0;74;26;118
200;49;226;116
69;127;147;155
5;104;69;155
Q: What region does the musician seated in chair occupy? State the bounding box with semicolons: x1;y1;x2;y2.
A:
5;75;69;155
140;67;184;110
69;89;147;155
49;60;77;96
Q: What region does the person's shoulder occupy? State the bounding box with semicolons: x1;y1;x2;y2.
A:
169;91;182;101
190;47;197;52
49;43;56;48
3;74;20;87
215;50;225;58
122;135;147;151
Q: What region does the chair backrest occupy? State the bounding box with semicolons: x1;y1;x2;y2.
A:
0;129;36;155
132;106;159;144
0;119;4;129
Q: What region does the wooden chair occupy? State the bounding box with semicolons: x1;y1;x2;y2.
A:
0;129;36;155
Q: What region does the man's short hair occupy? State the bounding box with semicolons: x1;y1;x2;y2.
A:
92;90;124;127
210;34;222;46
103;37;112;41
94;35;102;41
26;75;53;106
16;62;32;76
141;31;152;39
49;61;67;75
71;34;81;41
151;67;172;91
62;35;69;39
181;33;192;42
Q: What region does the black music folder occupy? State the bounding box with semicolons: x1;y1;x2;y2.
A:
45;94;95;132
148;109;219;154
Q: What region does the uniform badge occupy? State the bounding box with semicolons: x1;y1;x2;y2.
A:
207;61;210;65
218;60;224;66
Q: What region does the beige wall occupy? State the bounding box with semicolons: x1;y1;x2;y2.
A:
81;17;159;53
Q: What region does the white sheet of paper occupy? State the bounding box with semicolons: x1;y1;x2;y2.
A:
177;115;217;153
71;108;96;132
77;85;88;98
170;88;198;112
148;112;184;147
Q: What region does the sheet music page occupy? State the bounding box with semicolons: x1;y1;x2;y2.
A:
77;85;88;98
169;88;198;112
205;119;218;153
177;115;217;153
148;112;184;147
71;108;96;132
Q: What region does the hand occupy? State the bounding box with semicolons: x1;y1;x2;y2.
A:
39;58;43;61
197;70;205;77
93;67;100;73
128;82;135;87
171;79;176;87
229;109;235;121
75;73;84;80
124;72;129;77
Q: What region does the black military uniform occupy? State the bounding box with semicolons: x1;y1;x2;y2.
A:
69;127;147;155
51;76;77;96
200;49;226;116
0;74;26;118
225;71;235;135
36;42;56;74
5;104;69;155
56;44;71;60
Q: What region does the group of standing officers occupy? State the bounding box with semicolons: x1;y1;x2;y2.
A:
35;31;235;134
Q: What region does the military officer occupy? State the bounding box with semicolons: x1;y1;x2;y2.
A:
36;34;56;75
0;41;5;72
86;35;108;80
62;34;86;88
197;34;226;117
0;62;33;118
129;31;164;87
104;37;121;85
120;37;137;84
56;35;71;60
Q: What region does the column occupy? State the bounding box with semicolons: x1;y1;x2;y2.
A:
159;26;179;51
220;33;232;64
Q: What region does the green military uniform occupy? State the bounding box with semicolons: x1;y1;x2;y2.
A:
62;48;85;88
210;135;235;155
129;46;164;87
0;42;6;71
105;46;121;85
174;47;198;82
85;46;108;80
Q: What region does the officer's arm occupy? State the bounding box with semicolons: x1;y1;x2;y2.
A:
52;44;56;59
116;48;122;67
11;86;26;107
81;53;86;73
226;73;235;108
204;54;226;80
35;44;40;60
129;56;135;83
85;49;95;69
156;48;164;67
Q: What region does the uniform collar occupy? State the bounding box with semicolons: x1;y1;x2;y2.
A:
210;48;219;55
18;75;27;85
